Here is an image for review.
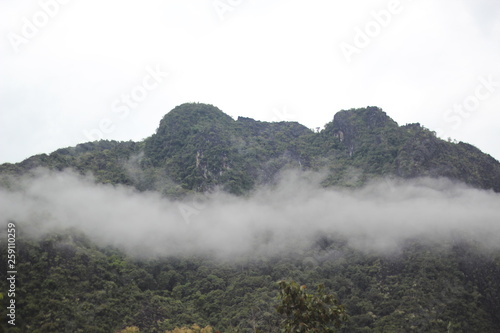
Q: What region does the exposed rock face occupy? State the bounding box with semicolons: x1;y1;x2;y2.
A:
328;106;398;157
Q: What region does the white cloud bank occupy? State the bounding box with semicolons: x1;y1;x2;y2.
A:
1;169;499;259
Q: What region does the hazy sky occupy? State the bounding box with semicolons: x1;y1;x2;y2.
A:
1;0;499;163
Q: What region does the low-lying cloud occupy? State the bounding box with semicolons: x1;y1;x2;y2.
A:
1;169;499;259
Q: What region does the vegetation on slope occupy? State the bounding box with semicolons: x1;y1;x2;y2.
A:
2;103;499;194
1;231;499;332
1;103;500;332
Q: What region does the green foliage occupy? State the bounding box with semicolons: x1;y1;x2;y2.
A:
1;103;500;332
0;140;138;188
2;103;500;194
276;280;347;333
1;229;499;332
164;324;214;333
118;326;141;333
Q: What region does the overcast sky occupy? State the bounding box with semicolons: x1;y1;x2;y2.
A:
1;0;499;164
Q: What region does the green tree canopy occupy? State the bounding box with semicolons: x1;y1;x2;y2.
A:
276;280;347;333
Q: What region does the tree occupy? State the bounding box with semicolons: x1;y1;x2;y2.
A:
276;280;347;333
117;327;140;333
164;324;214;333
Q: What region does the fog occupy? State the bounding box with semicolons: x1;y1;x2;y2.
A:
1;169;499;259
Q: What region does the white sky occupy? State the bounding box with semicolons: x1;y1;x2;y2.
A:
1;0;499;163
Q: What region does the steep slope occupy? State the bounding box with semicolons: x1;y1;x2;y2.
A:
142;103;312;194
143;103;242;192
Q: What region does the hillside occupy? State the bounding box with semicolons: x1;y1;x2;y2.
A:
2;232;499;332
1;103;500;332
1;103;499;194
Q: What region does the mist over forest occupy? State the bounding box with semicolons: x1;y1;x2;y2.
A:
2;169;499;259
1;104;500;332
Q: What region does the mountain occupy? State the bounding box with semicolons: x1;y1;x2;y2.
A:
1;103;500;332
2;103;499;194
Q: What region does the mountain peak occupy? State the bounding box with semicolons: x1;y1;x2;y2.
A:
155;103;235;136
332;106;398;131
321;107;399;157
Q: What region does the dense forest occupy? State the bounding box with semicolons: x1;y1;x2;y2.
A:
1;103;500;332
2;230;499;332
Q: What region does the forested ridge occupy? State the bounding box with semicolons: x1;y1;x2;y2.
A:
1;103;500;332
2;103;499;194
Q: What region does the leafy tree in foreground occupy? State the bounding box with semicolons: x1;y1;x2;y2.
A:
276;280;347;333
117;324;214;333
117;327;141;333
164;324;214;333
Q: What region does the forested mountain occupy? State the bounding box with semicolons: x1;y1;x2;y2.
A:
2;103;500;195
1;103;500;332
